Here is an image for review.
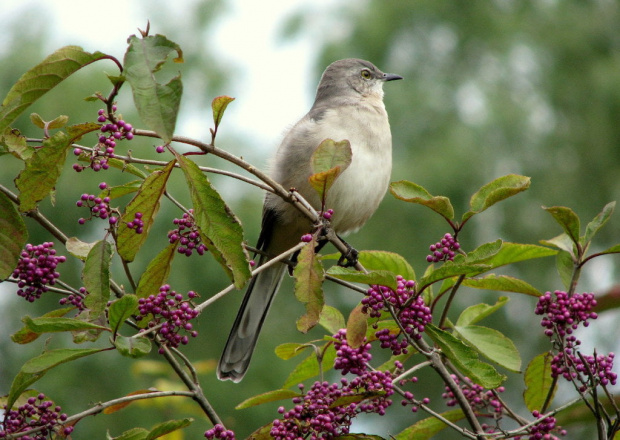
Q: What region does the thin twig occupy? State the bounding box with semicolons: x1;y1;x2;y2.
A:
501;397;583;438
392;360;432;384
437;274;465;328
391;381;478;439
3;390;195;440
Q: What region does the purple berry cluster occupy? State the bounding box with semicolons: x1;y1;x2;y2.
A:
76;183;118;226
168;210;207;256
126;212;144;234
72;106;133;172
536;291;598;338
271;329;395;439
551;350;616;392
136;285;199;353
535;291;616;389
204;424;235;440
442;374;504;415
333;329;372;375
362;276;432;355
0;393;73;440
322;208;334;220
58;286;87;311
426;233;460;263
12;243;66;302
271;375;393;440
526;411;566;439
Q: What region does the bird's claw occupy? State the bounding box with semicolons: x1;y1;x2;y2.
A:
337;246;359;267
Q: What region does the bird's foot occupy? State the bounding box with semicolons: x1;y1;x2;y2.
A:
337;244;359;267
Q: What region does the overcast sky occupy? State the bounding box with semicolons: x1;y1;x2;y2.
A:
2;0;336;148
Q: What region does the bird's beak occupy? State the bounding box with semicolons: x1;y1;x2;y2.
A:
383;73;403;81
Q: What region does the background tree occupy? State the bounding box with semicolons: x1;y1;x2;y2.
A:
1;1;620;439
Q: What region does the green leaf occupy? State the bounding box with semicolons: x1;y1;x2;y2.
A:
318;305;345;335
11;307;73;344
136;242;178;298
145;418;192;440
6;347;105;409
0;46;110;133
107;428;148;440
294;239;325;333
82;240;112;316
309;139;352;199
0;189;28;279
310;138;352;175
425;324;506;389
124;35;183;144
365;320;402;342
462;274;541;297
104;180;143;200
543;205;581;246
282;344;337;389
211;95;235;132
584;201;615;243
15;123;100;211
245;423;275;440
346;304;368;348
71;308;108;343
390;180;454;220
599;244;620;256
455;296;510;327
556;250;574;290
30;113;45;128
481;242;557;270
175;153;251;288
326;266;398;290
463;239;503;264
523;352;556;412
275;342;312;360
453;325;522;372
393;409;464;440
540;233;575;256
23;316;108;334
47;114;70;130
117;160;175;262
0;128;35;160
114;336;152;358
65;237;97;260
356;250;416;281
22;348;104;374
102;157;148;179
5;371;45;412
463;174;530;222
109;295;139;333
418;263;490;289
236;389;301;410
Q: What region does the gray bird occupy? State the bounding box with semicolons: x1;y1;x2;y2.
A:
217;58;402;382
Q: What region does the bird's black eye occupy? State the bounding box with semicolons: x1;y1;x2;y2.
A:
361;69;372;79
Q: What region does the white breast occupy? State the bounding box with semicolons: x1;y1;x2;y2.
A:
317;103;393;234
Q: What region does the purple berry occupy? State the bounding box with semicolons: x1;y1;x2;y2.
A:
138;285;199;351
168;210;207;257
11;243;66;302
426;233;459;263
